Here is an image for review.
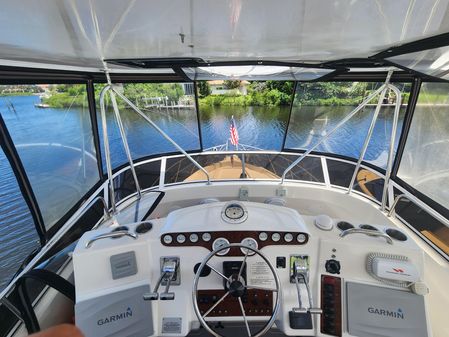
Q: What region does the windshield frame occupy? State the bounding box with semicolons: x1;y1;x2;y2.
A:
0;67;447;243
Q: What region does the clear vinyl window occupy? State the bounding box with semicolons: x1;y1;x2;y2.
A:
198;81;293;151
284;82;411;168
95;82;201;170
0;146;40;292
397;82;449;211
1;84;100;229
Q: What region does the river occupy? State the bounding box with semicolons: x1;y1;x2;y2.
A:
0;95;406;290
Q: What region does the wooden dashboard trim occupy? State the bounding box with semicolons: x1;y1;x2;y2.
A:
161;231;309;256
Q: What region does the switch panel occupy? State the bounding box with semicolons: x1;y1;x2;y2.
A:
197;289;273;317
320;275;342;337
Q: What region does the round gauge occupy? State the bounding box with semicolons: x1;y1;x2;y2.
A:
163;234;173;244
212;238;230;255
190;233;199;243
259;232;268;241
240;237;258;255
271;233;281;242
176;234;186;244
225;204;244;219
202;232;212;242
297;233;307;243
221;202;248;223
284;233;294;242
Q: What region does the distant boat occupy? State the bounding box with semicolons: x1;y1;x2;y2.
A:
34;103;50;108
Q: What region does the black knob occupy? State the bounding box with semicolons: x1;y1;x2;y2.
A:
324;284;334;291
325;259;341;274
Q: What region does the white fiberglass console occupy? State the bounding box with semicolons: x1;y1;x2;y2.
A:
72;201;430;337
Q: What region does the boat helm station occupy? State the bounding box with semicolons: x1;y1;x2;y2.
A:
0;1;449;337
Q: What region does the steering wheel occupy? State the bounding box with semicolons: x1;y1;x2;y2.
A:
192;243;281;337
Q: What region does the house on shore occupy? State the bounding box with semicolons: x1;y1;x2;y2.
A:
208;80;250;95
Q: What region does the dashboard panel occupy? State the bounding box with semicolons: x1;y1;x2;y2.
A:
73;200;429;337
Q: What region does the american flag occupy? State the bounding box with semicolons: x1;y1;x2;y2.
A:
230;115;239;146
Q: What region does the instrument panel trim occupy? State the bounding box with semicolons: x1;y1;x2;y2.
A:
161;231;309;256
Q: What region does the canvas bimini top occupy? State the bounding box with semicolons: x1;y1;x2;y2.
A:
1;0;449;81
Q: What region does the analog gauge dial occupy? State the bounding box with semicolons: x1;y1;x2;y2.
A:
271;233;281;242
284;233;294;242
202;232;212;242
240;237;258;255
221;202;248;223
297;233;307;243
163;234;173;244
225;204;244;219
190;233;199;243
212;238;230;255
176;234;186;244
259;232;268;241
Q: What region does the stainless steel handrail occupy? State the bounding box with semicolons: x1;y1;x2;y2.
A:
381;83;403;211
339;228;393;245
99;85;117;214
109;88;142;199
80;196;112;220
348;71;392;193
85;230;138;248
387;194;408;217
387;192;449;231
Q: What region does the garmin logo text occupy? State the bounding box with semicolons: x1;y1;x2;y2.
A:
368;307;404;319
97;307;133;326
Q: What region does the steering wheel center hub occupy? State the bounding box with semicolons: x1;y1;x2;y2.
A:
229;280;245;297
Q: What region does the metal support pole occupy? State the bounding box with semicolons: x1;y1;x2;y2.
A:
109;89;142;199
241;153;247;178
348;71;393;193
281;84;387;184
111;87;211;184
99;85;117;214
381;84;402;211
87;80;104;178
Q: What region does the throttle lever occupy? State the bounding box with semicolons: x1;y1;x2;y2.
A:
144;260;178;301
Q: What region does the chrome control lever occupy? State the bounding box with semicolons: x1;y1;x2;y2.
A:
143;260;178;301
292;261;322;315
143;271;166;301
160;261;177;300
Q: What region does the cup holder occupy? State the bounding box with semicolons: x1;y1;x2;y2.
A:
111;226;130;238
135;221;153;234
112;226;129;232
386;228;407;241
337;221;354;231
359;224;379;231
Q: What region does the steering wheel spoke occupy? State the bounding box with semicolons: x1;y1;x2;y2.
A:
203;291;230;318
238;249;249;278
193;243;281;337
238;296;252;337
206;263;229;281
